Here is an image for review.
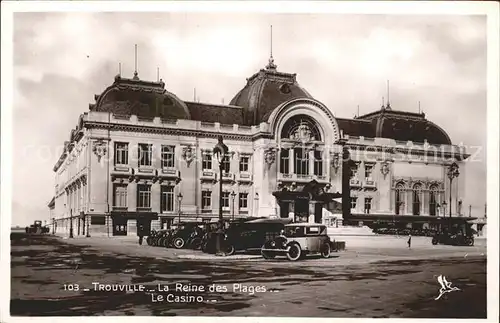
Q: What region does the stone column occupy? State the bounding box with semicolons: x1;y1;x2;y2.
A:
422;190;429;215
128;181;137;211
308;201;315;223
406;189;411;215
288;202;294;220
308;149;314;176
152;182;161;213
289;149;294;174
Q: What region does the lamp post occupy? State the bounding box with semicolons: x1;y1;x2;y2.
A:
213;135;229;255
231;191;236;221
69;209;74;238
177;193;183;225
52;218;55;235
447;162;460;226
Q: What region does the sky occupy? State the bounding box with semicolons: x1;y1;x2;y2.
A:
11;12;487;226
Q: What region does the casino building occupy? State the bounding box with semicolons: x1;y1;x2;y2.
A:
49;55;469;237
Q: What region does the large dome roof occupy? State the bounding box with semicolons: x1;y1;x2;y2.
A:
353;104;452;145
229;59;313;126
90;73;191;120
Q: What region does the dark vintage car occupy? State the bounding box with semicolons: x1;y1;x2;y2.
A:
171;222;205;249
202;218;293;255
261;223;336;261
432;230;475;246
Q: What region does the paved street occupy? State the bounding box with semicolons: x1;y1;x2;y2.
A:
10;232;486;318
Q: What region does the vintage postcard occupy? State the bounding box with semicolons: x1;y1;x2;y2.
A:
1;1;498;322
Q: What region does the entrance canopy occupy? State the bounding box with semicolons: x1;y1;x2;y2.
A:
273;180;342;202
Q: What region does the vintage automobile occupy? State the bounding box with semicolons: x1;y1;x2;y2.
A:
202;218;292;255
25;220;49;234
171;222;205;249
261;223;335;261
432;230;475;246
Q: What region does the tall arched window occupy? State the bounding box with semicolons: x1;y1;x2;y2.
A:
412;184;422;215
395;183;405;215
429;185;438;216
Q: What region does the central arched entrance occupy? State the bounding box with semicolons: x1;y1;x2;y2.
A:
273;180;342;223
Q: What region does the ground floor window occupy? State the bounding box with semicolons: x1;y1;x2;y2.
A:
202;191;212;212
364;197;372;214
137;184;151;209
161;186;174;212
239;193;248;211
350;197;357;209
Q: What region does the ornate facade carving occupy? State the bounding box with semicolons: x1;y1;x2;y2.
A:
264;147;278;167
92;140;107;162
380;161;390;178
182;145;195;167
330;152;340;173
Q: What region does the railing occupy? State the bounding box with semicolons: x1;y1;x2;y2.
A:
237;172;253;182
278;173;329;183
350;179;361;187
364;179;376;188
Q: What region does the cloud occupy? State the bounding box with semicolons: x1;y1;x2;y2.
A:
11;12;487;225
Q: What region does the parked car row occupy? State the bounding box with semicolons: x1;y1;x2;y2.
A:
373;227;436;237
145;218;341;261
146;222;207;249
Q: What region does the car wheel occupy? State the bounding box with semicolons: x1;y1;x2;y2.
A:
191;238;202;250
173;237;185;249
432;238;438;245
467;238;474;246
225;244;235;256
321;243;331;258
146;237;152;246
286;243;302;261
201;242;208;253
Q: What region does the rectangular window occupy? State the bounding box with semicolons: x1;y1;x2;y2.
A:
202;191;212;210
114;142;129;165
202;153;212;170
294;148;309;175
160;186;174;212
365;164;373;180
239;193;248;209
161;145;175;168
239;156;249;172
314;150;323;176
113;184;128;207
138;144;152;167
222;192;230;208
350;197;357;209
137;184;151;208
222;155;230;173
364;197;372;214
280;149;290;174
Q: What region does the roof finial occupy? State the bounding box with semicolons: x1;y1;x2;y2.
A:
157;67;159;82
386;80;391;109
265;25;277;71
357;105;360;117
133;44;139;80
418;101;421;114
119;62;122;76
382;96;385;109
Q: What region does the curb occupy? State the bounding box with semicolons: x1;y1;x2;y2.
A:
177;254;262;260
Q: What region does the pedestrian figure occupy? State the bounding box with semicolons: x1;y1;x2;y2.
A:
407;234;412;249
138;224;144;245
